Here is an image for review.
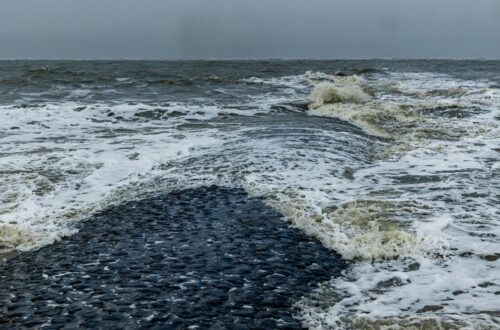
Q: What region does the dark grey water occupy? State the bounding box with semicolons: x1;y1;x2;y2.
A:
0;186;345;329
0;60;499;328
1;60;498;105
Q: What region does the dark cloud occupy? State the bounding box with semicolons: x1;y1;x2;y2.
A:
1;0;499;59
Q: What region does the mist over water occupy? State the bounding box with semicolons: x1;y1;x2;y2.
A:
0;60;499;328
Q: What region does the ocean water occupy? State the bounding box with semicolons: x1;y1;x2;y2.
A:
0;60;499;328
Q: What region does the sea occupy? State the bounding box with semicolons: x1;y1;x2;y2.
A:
0;60;499;328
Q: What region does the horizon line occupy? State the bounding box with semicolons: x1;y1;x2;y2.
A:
0;57;499;61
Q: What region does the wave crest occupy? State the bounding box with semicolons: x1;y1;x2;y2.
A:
308;82;371;109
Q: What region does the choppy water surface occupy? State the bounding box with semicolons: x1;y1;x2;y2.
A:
1;60;499;328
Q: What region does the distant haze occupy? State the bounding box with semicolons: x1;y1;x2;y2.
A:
1;0;500;59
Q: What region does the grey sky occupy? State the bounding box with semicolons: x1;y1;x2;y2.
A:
1;0;499;59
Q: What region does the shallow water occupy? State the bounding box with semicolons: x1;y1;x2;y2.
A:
0;186;345;328
0;60;499;328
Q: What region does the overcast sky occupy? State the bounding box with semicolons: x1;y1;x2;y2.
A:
1;0;499;59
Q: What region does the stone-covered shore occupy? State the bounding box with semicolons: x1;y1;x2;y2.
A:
0;186;345;329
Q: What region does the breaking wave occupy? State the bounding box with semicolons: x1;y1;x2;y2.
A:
308;82;371;107
1;61;499;328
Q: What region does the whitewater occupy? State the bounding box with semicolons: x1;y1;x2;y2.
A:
0;60;498;329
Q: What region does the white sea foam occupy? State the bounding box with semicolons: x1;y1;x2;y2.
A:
0;101;270;253
236;69;500;328
67;89;92;99
293;72;500;329
1;67;499;328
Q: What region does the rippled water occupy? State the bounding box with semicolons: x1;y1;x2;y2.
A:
0;60;499;328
